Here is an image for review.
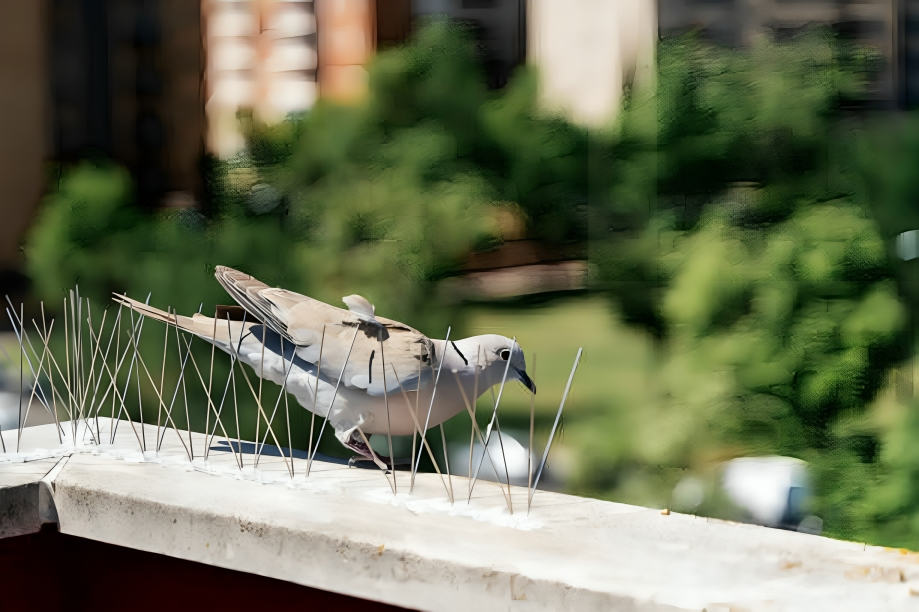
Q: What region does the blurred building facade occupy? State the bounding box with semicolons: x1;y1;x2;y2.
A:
528;0;656;126
0;0;654;280
15;0;917;296
0;2;45;278
48;0;205;207
658;0;919;108
413;0;527;88
407;0;656;125
204;0;319;158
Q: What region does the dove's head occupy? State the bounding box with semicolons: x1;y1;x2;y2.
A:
456;335;535;395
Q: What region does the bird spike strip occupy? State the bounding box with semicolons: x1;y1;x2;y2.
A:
0;291;582;512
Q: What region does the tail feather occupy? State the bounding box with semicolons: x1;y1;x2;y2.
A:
112;294;194;328
111;294;238;344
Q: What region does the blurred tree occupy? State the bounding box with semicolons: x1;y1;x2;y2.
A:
580;29;919;548
592;30;882;335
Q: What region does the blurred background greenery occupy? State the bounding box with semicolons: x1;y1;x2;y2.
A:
17;19;919;550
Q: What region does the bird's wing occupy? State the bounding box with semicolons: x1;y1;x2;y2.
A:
215;266;434;394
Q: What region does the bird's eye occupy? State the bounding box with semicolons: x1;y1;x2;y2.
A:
499;349;510;360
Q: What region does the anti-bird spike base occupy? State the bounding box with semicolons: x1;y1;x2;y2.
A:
112;266;537;464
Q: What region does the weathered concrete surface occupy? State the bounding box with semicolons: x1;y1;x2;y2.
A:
5;420;919;611
0;455;60;538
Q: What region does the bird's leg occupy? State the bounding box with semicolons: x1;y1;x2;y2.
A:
345;433;411;469
345;433;391;468
344;434;374;461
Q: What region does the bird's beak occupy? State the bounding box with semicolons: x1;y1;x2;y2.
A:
515;368;536;394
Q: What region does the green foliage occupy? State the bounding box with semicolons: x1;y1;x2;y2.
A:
654;32;869;193
661;202;901;456
600;30;881;227
253;19;592;248
27;161;295;318
583;29;919;547
578;200;908;520
593;29;882;335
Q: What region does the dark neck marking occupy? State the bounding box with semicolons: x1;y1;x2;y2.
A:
450;341;468;366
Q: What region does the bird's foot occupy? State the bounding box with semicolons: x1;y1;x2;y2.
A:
349;455;414;469
344;438;390;471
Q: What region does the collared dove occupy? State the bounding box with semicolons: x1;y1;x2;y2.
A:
112;266;535;460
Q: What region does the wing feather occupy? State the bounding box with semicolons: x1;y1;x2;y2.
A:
214;266;435;394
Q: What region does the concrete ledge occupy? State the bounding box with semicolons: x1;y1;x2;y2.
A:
0;456;60;538
5;421;919;611
0;480;40;539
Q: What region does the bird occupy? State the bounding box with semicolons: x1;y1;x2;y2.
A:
112;266;535;464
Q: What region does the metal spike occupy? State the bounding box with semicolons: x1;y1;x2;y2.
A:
439;423;453;504
306;326;326;477
76;289;83;431
528;353;536;515
411;345;421;490
204;312;246;461
355;425;395;492
63;297;73;439
204;308;218;461
125;307;190;459
469;345;481;499
232;365;241;468
19;303;23;447
128;308;147;451
452;368;512;510
77;303;107;444
178;331;242;470
29;318;76;424
82;302;108;441
468;337;515;499
255;324;266;459
411;327;451;490
283;340;293;478
82;306;122;439
180;307;199;460
379;338;396;494
40;303;63;443
254;335;296;469
156;307;171;455
84;307;145;452
112;306;121;435
221;320;292;476
307;325;360;473
4;298;62;433
492;414;512;514
66;297;97;446
87;305;122;441
389;364;452;499
109;309;147;441
154;314;194;453
111;293;151;442
17;319;58;451
70;292;79;439
529;348;582;511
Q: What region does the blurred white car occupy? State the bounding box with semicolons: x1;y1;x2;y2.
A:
675;456;822;534
449;430;535;487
